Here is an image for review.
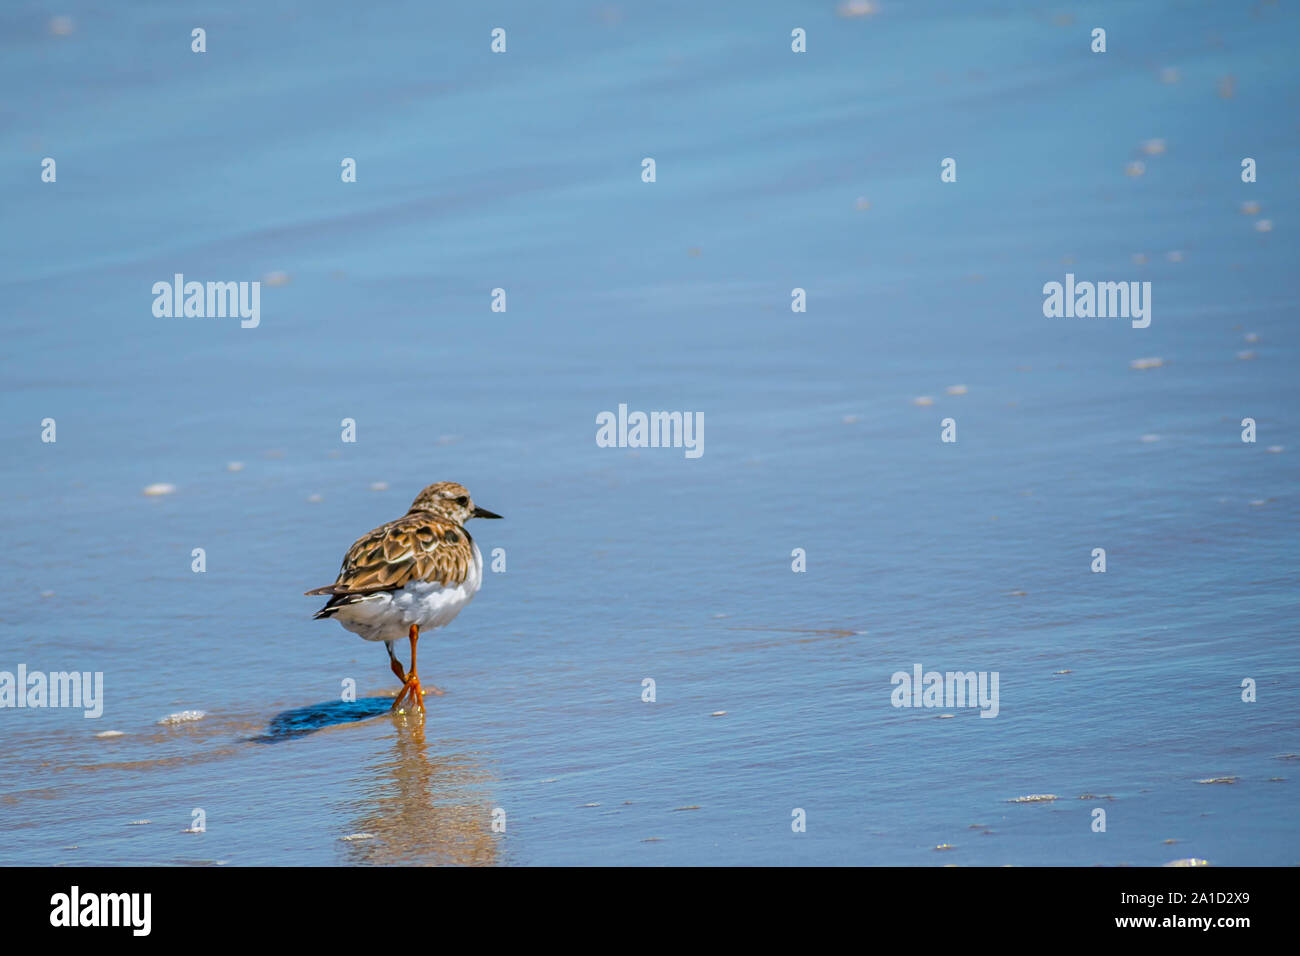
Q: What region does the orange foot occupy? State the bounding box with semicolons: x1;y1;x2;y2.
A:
392;672;425;713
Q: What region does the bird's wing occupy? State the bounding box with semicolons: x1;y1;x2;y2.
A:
306;513;475;596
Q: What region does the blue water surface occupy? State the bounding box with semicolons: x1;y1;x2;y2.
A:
1;0;1297;865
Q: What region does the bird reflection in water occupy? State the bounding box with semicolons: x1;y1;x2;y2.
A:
341;713;498;865
255;698;499;865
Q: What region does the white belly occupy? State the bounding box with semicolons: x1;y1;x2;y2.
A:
332;543;483;642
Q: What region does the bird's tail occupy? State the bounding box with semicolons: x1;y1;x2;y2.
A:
305;584;380;619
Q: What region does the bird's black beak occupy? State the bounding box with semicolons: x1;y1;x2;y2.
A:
472;506;503;519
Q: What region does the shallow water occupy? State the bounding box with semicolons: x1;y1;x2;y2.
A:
1;0;1297;865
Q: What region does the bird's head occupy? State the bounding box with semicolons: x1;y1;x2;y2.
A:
407;481;502;524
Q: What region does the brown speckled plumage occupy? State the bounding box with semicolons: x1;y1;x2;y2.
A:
306;481;497;619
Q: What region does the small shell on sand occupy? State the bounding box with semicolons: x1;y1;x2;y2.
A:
1164;858;1209;867
1009;794;1057;803
1129;357;1163;370
142;483;176;496
837;1;879;18
1195;776;1237;784
710;711;727;717
946;384;968;395
158;710;206;725
912;395;935;406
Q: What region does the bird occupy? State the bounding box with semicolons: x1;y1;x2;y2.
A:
306;481;501;713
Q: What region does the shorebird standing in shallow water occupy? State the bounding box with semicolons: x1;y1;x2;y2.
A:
306;481;501;713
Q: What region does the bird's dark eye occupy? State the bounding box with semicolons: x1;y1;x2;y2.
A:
455;496;468;506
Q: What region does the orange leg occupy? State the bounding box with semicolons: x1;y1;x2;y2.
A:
387;640;412;711
388;653;407;683
391;624;424;714
407;624;424;712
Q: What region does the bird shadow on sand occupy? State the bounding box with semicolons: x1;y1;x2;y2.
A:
248;697;394;743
